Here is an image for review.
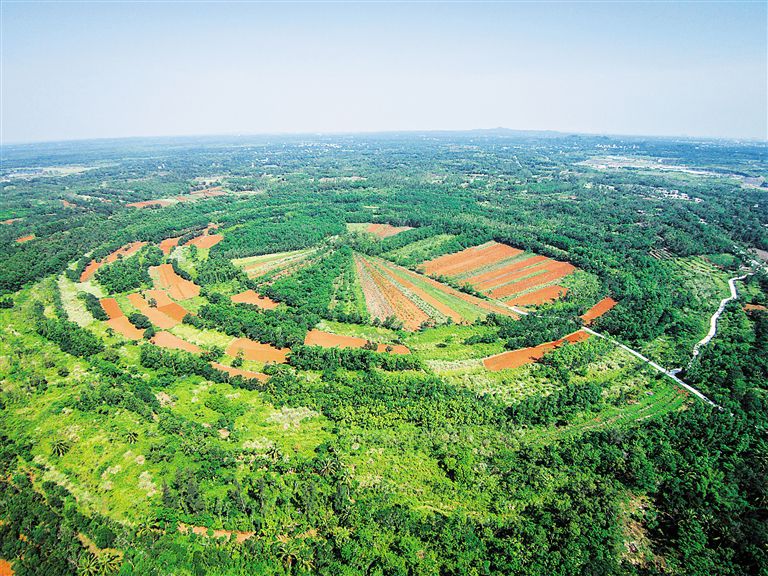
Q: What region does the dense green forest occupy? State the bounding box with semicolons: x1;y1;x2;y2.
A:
0;132;766;575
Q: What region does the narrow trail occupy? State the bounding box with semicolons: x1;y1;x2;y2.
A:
686;273;750;370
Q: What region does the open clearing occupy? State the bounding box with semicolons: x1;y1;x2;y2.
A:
150;264;200;300
186;233;223;249
231;289;279;309
226;338;289;363
233;249;315;278
107;316;144;340
210;362;268;382
159;236;181;255
80;241;147;282
151;331;202;353
581;297;618;324
126;293;179;329
483;330;591;371
347;222;413;238
99;297;124;320
15;234;35;243
304;329;410;354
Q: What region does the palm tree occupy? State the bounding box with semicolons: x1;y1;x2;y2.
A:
97;551;121;575
51;437;72;457
125;430;139;444
77;552;99;576
266;445;282;462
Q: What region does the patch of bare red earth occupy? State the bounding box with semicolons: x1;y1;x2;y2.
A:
0;559;13;576
231;290;279;310
473;259;556;292
186;233;224;249
354;254;396;321
210;362;268;382
371;260;465;323
483;330;591;371
80;241;147;282
489;262;577;299
465;255;549;288
395;265;517;318
366;223;413;238
304;329;410;354
360;258;429;330
99;298;124;320
61;199;76;208
508;285;569;306
126;199;174;208
14;235;35;243
580;297;618;325
151;264;200;300
159;237;181;255
99;298;144;340
151;331;202;353
226;338;290;363
424;242;524;278
1;218;21;225
126;293;179;329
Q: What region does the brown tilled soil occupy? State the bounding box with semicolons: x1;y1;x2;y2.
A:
159;237;181;255
483;330;590;371
226;338;289;363
80;241;148;282
474;259;552;291
126;199;174;208
210;362;268;381
144;289;174;307
581;297;618;325
99;298;124;320
126;293;178;329
304;329;410;354
151;264;200;300
490;262;576;299
465;255;549;287
0;559;14;576
231;290;279;310
15;235;35;243
423;242;523;277
507;285;568;307
362;258;429;330
420;241;495;275
366;223;413;238
355;254;396;321
151;331;202;353
186;234;223;249
107;317;144;340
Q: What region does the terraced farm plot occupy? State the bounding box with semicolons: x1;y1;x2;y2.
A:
149;264;200;300
483;330;591;371
80;241;147;282
355;254;516;330
419;241;577;305
232;249;315;278
347;222;413;238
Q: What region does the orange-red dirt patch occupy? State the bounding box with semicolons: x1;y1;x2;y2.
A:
186;233;223;249
366;223;413;238
360;258;429;330
231;290;279;310
127;199;174;208
489;262;577;299
581;297;618;324
151;331;202;353
99;298;124;320
508;285;568;306
144;289;174;307
210;362;268;382
0;559;14;576
151;264;200;300
80;241;147;282
107;317;144;340
15;235;35;243
126;293;179;329
483;330;590;371
304;329;410;354
226;338;289;363
424;242;523;278
159;237;181;255
1;218;21;225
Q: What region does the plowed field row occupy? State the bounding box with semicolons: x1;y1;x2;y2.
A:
483;330;590;371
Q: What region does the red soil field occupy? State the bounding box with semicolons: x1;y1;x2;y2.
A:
420;242;494;275
186;233;223;249
581;297;618;324
231;290;279;310
157;302;191;322
107;317;144;340
126;293;179;329
370;259;465;323
744;303;768;312
159;237;181;255
226;338;289;363
425;242;523;278
145;289;174;307
151;264;200;300
483;330;590;371
361;258;429;330
126;199;174;208
489;262;577;299
15;235;34;243
304;329;410;354
80;241;147;282
61;199;76;208
151;331;202;354
366;223;413;238
210;362;268;382
396;265;517;318
0;559;14;576
99;297;124;320
474;260;552;292
508;285;569;306
354;254;396;321
465;255;549;287
1;218;21;225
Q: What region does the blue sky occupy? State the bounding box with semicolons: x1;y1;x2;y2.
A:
2;1;766;142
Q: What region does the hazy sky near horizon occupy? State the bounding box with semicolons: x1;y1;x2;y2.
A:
2;1;766;143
